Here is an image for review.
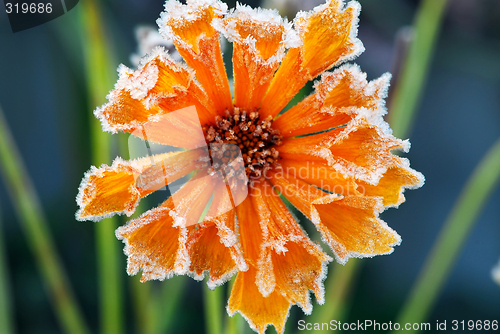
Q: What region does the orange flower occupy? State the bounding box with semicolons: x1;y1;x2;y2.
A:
76;0;424;333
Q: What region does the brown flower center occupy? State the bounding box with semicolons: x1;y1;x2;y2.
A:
203;108;283;182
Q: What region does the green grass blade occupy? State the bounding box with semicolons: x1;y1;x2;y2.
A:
157;275;188;334
388;0;449;138
393;137;500;333
204;283;224;334
0;206;15;334
78;1;123;333
0;105;90;334
306;259;362;333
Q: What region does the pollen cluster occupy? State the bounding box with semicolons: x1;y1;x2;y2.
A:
203;108;283;181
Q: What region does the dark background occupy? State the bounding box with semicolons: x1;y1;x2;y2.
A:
0;0;499;332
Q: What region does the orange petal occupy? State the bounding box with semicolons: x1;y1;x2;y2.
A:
161;171;217;228
126;105;208;148
267;169;342;220
96;48;217;141
274;159;359;196
274;65;390;137
251;182;330;312
260;0;363;119
278;118;409;184
216;5;297;111
116;200;189;282
228;266;291;334
235;195;263;267
187;221;238;287
187;184;247;288
267;172;400;263
313;195;401;263
159;0;232;113
116;173;216;282
76;151;201;221
358;165;425;208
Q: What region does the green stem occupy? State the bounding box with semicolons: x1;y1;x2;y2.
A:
0;105;90;334
224;277;244;334
388;0;449;139
392;137;500;333
308;260;362;333
78;1;123;334
204;283;224;334
130;276;155;334
225;313;245;334
157;275;188;334
0;206;14;334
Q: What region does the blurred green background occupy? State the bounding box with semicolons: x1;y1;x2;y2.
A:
0;0;499;333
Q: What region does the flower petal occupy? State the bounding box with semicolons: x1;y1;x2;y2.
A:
260;0;363;119
116;172;216;282
216;5;297;111
235;195;263;268
274;159;359;196
251;181;330;312
187;183;247;288
228;266;291;334
267;172;400;264
278;118;409;184
96;48;217;141
274;65;390;137
313;195;401;263
115;200;189;282
158;0;232;113
76;150;201;221
187;221;239;287
358;165;425;208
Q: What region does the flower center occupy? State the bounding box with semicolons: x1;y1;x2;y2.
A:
203;108;283;181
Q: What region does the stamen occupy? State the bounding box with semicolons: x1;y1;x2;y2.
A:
202;109;283;183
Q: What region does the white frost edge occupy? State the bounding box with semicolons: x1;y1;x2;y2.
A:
157;0;228;49
94;46;196;135
213;3;299;65
187;215;249;289
227;302;292;334
252;190;332;315
75;157;141;222
294;0;365;68
312;63;393;134
309;196;402;265
115;206;190;281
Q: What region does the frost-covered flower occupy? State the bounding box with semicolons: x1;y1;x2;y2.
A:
76;0;424;333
